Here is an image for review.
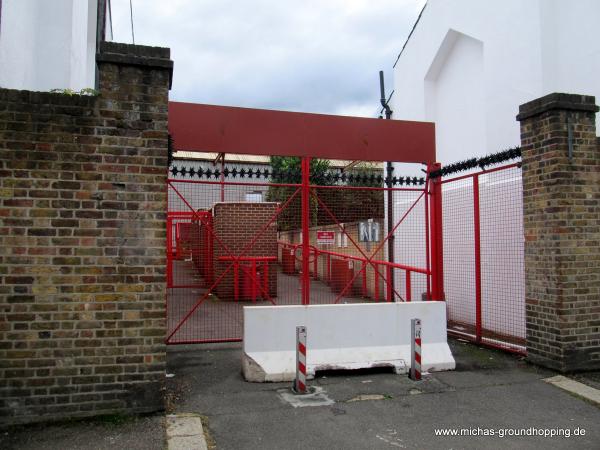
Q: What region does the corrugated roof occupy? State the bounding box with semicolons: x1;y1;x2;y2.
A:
173;151;270;164
172;151;383;169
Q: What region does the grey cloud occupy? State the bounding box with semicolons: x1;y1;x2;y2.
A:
109;0;425;116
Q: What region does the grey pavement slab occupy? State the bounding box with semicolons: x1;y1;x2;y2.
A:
545;375;600;406
167;413;208;450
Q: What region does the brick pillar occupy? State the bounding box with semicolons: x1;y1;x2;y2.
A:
0;42;172;425
517;93;600;372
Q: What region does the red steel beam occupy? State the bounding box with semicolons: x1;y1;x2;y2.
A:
169;101;436;164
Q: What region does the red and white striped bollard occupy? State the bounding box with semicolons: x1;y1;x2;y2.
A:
295;326;307;393
410;318;422;380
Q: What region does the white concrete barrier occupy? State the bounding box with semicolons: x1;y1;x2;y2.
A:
242;302;455;382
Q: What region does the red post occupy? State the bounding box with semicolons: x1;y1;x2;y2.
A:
374;263;380;301
251;259;257;302
405;270;412;302
295;326;307;393
301;157;311;305
473;174;482;342
362;261;367;297
327;254;331;283
166;217;173;287
424;177;431;300
428;163;444;301
175;222;181;259
410;318;422;380
263;260;269;298
233;261;239;301
220;154;225;202
207;214;214;284
386;265;393;302
165;185;170;336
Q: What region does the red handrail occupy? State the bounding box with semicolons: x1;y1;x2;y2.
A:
278;241;429;274
218;256;277;261
217;256;276;302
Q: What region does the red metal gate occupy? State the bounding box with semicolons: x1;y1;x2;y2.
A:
167;177;300;343
165;102;439;345
440;163;525;354
165;103;525;354
165;156;440;344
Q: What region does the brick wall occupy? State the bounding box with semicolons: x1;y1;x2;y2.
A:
517;93;600;372
212;203;278;300
0;42;172;424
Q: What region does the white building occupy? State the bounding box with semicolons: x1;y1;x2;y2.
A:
0;0;110;92
392;0;600;164
383;0;600;345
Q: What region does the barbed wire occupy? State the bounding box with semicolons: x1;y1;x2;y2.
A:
429;146;522;179
168;164;425;187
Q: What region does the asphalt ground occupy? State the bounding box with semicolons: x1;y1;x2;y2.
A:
1;414;165;450
166;339;600;450
3;339;599;449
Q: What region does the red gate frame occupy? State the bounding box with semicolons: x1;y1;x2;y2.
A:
440;162;524;354
310;184;427;303
167;211;213;288
167;102;442;343
166;179;302;343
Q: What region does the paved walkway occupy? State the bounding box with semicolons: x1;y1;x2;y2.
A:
4;340;599;449
167;260;367;342
166;339;600;450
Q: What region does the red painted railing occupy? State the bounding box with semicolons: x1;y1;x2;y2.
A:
217;256;277;302
278;241;429;303
167;211;213;288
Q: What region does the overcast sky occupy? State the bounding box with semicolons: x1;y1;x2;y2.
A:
108;0;425;117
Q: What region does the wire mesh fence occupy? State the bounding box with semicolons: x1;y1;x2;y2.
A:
165;158;429;344
441;163;525;354
167;180;302;343
165;151;525;354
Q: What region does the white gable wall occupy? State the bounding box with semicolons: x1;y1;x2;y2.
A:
387;0;599;308
542;0;600;99
424;30;486;163
392;0;600;164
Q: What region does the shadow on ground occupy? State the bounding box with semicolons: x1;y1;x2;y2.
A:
0;414;165;450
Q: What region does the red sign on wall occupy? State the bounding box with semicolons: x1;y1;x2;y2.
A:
316;231;335;245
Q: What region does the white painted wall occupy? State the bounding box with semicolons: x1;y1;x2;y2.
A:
386;2;598;342
392;0;600;165
0;0;98;92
